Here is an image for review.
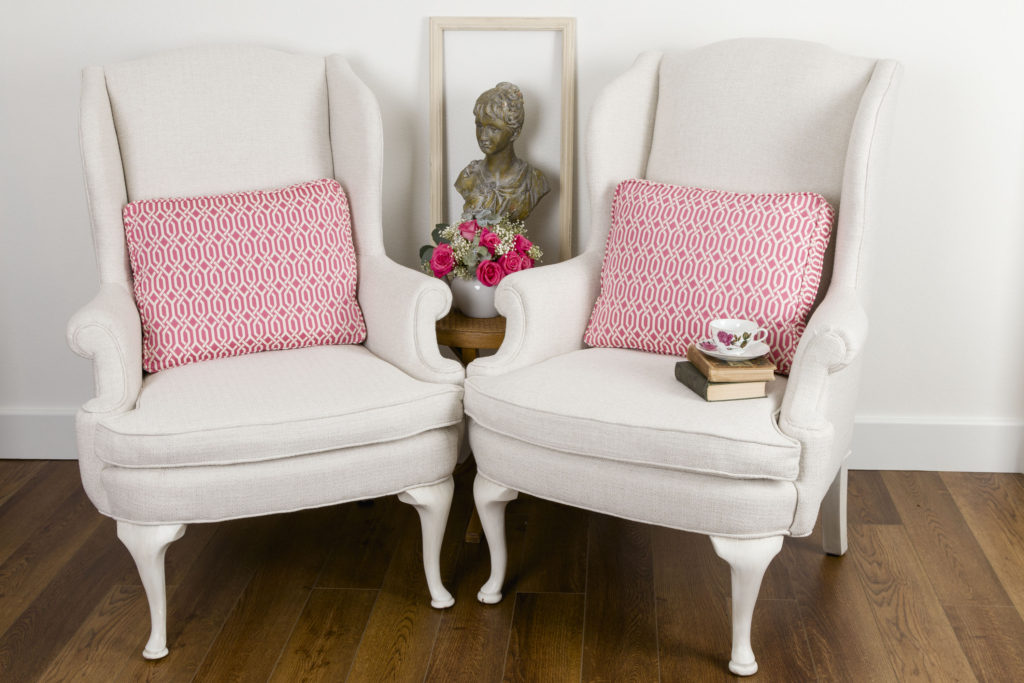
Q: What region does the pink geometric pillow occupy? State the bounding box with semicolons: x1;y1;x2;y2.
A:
123;178;366;373
584;179;834;374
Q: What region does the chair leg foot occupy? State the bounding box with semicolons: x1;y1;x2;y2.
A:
822;463;849;556
473;475;518;604
710;535;784;677
116;521;186;659
399;477;456;609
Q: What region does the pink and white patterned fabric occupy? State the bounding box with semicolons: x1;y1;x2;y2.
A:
123;178;366;373
584;179;834;374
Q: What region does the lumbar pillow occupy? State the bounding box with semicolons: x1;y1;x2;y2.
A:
123;178;366;372
583;179;834;374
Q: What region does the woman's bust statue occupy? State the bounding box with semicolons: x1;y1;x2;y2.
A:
455;82;550;222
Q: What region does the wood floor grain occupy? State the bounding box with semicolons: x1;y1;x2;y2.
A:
849;524;976;681
1;461;1022;682
581;515;659;683
882;471;1010;606
503;592;584;683
268;588;378;683
942;472;1024;614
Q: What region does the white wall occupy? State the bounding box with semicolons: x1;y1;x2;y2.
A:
1;0;1021;470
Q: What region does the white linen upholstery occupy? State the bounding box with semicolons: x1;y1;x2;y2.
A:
67;282;142;415
465;39;901;675
469;38;901;537
72;45;464;520
97;345;462;469
467;349;797;481
68;45;465;657
472;437;797;538
103;45;335;203
102;429;458;524
645;43;872;207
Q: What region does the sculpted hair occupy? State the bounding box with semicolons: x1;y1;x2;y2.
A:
473;82;525;134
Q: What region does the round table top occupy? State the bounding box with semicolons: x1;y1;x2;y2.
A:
435;309;506;350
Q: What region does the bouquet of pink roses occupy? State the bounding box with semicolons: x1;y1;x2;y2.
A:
420;215;543;286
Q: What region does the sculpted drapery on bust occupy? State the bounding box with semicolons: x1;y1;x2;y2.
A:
455;82;550;222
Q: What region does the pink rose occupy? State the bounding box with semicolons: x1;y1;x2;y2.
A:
429;243;455;278
476;260;503;287
458;220;480;241
499;251;529;275
514;234;533;253
479;228;501;255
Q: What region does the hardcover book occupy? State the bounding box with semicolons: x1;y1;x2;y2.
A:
686;343;776;383
674;361;767;402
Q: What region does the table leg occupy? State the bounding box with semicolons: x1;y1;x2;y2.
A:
465;508;483;543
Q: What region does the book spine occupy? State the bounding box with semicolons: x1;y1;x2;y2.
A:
674;362;709;400
685;344;712;378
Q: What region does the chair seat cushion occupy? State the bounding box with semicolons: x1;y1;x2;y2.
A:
96;345;462;469
465;348;800;481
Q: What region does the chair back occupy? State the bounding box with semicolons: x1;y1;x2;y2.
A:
585;38;901;296
103;45;333;202
80;45;385;286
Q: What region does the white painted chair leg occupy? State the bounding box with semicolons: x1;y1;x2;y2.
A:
116;521;186;660
710;535;784;677
473;475;518;604
822;463;849;556
398;476;456;609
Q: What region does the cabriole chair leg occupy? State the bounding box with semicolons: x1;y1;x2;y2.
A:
116;521;187;659
398;476;456;608
473;475;518;604
710;535;784;676
822;463;849;556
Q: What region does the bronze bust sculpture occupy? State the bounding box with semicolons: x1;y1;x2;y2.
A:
455;82;550;222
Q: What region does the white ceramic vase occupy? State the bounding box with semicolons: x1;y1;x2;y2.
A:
451;276;498;318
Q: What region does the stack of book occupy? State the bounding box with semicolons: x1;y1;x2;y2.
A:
674;343;776;401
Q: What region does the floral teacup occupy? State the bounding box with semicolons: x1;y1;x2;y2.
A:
710;319;768;353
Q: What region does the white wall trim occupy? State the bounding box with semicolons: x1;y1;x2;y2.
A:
852;416;1024;473
0;408;78;460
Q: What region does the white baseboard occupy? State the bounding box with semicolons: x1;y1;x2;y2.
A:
1;410;1022;473
0;409;78;460
851;417;1024;473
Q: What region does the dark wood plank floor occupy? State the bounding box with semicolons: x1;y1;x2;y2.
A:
1;460;1022;682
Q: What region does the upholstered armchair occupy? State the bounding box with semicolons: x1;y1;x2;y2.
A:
465;39;901;675
67;46;465;660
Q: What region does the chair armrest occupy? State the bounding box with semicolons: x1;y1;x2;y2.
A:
66;283;143;414
358;254;465;384
780;288;869;535
468;252;603;378
780;288;868;433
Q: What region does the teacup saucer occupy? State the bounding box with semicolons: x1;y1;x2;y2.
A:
696;339;770;362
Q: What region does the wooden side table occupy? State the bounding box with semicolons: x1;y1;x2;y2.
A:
436;309;506;363
436;309;506;543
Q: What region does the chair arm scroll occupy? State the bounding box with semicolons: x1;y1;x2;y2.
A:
779;289;868;433
467;252;603;378
66;283;143;414
358;254;465;385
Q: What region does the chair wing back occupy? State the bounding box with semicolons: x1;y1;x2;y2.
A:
80;45;384;286
645;39;875;206
585;38;900;296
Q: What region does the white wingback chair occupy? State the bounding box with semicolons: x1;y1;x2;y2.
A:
67;45;465;660
464;39;901;676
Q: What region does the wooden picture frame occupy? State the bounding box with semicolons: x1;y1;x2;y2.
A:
429;16;576;261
